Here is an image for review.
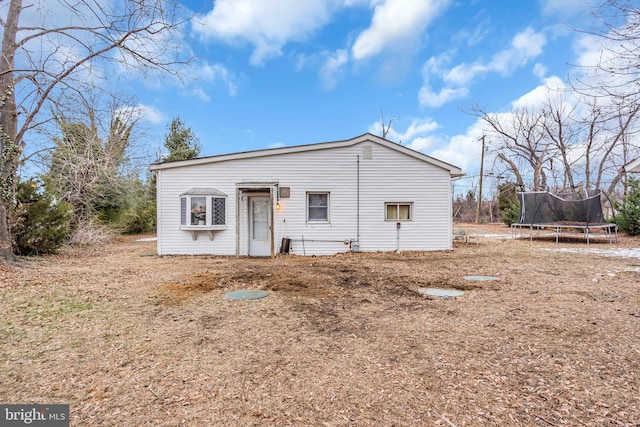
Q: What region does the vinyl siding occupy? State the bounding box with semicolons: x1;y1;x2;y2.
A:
155;140;454;255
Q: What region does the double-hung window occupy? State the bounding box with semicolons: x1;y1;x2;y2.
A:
179;188;227;228
385;202;413;221
307;192;329;222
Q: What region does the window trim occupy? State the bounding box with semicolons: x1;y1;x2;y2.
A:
306;191;330;223
384;202;413;221
179;194;227;230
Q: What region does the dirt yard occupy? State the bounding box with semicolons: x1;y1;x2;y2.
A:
1;224;639;426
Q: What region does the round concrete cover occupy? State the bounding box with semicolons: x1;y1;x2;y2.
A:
224;290;269;301
417;288;464;298
463;275;499;281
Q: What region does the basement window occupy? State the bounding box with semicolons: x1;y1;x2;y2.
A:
385;202;413;221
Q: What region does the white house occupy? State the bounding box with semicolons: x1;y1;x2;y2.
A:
149;133;463;256
623;157;640;173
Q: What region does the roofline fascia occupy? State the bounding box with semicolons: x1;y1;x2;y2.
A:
623;157;640;173
149;133;463;176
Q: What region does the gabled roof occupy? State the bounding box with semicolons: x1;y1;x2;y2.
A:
149;133;463;177
623;157;640;173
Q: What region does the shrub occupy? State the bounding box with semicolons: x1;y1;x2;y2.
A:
614;177;640;236
497;182;520;226
11;179;72;255
119;202;156;234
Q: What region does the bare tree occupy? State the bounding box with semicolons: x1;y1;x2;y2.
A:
380;110;394;139
540;91;581;191
470;104;552;191
46;97;139;231
470;86;640;197
576;0;640;194
0;0;190;261
545;96;640;192
600;101;640;193
581;0;640;98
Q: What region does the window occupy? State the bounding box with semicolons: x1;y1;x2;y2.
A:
190;197;206;225
385;202;413;221
179;189;227;228
307;192;329;222
211;197;226;226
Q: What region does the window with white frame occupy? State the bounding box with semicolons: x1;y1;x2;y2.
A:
179;189;227;227
307;192;329;222
385;202;413;221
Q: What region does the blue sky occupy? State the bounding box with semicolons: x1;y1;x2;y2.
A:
130;0;599;177
14;0;609;191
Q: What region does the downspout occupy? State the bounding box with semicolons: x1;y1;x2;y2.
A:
357;154;360;243
235;189;240;257
152;170;161;255
270;186;275;257
451;175;464;250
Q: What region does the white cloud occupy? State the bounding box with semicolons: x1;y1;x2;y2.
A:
444;62;487;86
351;0;450;61
418;85;469;108
540;0;591;18
418;52;469;107
573;34;604;70
571;30;640;99
444;27;547;86
197;62;239;96
116;104;165;125
451;21;490;48
366;114;483;173
510;27;547;61
533;63;548;79
193;0;340;65
368;117;440;146
405;135;443;152
429;123;485;172
417;27;547;109
511;75;567;109
137;104;165;125
188;87;211;102
319;49;349;90
399;118;440;140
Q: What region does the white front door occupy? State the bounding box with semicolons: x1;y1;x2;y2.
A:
249;197;271;256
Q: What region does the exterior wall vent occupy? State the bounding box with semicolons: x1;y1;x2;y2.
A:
363;144;373;160
279;187;290;198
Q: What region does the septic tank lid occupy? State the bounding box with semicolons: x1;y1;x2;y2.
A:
224;290;269;301
417;288;464;298
463;275;499;281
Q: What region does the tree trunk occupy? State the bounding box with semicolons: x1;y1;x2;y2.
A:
498;153;525;190
0;0;22;262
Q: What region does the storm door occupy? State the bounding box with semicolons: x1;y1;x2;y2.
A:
249;196;271;256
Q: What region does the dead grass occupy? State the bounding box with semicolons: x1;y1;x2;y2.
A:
1;224;640;426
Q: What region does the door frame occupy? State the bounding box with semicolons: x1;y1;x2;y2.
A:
248;195;272;257
235;183;276;257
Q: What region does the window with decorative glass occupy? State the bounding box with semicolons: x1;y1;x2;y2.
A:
385;202;413;221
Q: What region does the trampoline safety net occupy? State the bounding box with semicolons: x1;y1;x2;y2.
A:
516;190;608;226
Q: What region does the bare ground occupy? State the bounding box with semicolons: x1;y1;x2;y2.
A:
1;224;639;426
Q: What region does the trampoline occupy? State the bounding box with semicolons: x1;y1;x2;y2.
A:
511;190;618;244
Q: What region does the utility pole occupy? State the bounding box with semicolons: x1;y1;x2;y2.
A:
476;135;485;224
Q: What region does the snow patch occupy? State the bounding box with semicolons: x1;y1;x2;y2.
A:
541;247;640;259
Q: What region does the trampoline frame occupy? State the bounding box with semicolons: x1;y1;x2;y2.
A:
511;222;618;244
512;190;618;244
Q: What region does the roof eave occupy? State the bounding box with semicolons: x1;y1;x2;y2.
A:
149;133;463;176
623;157;640;173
